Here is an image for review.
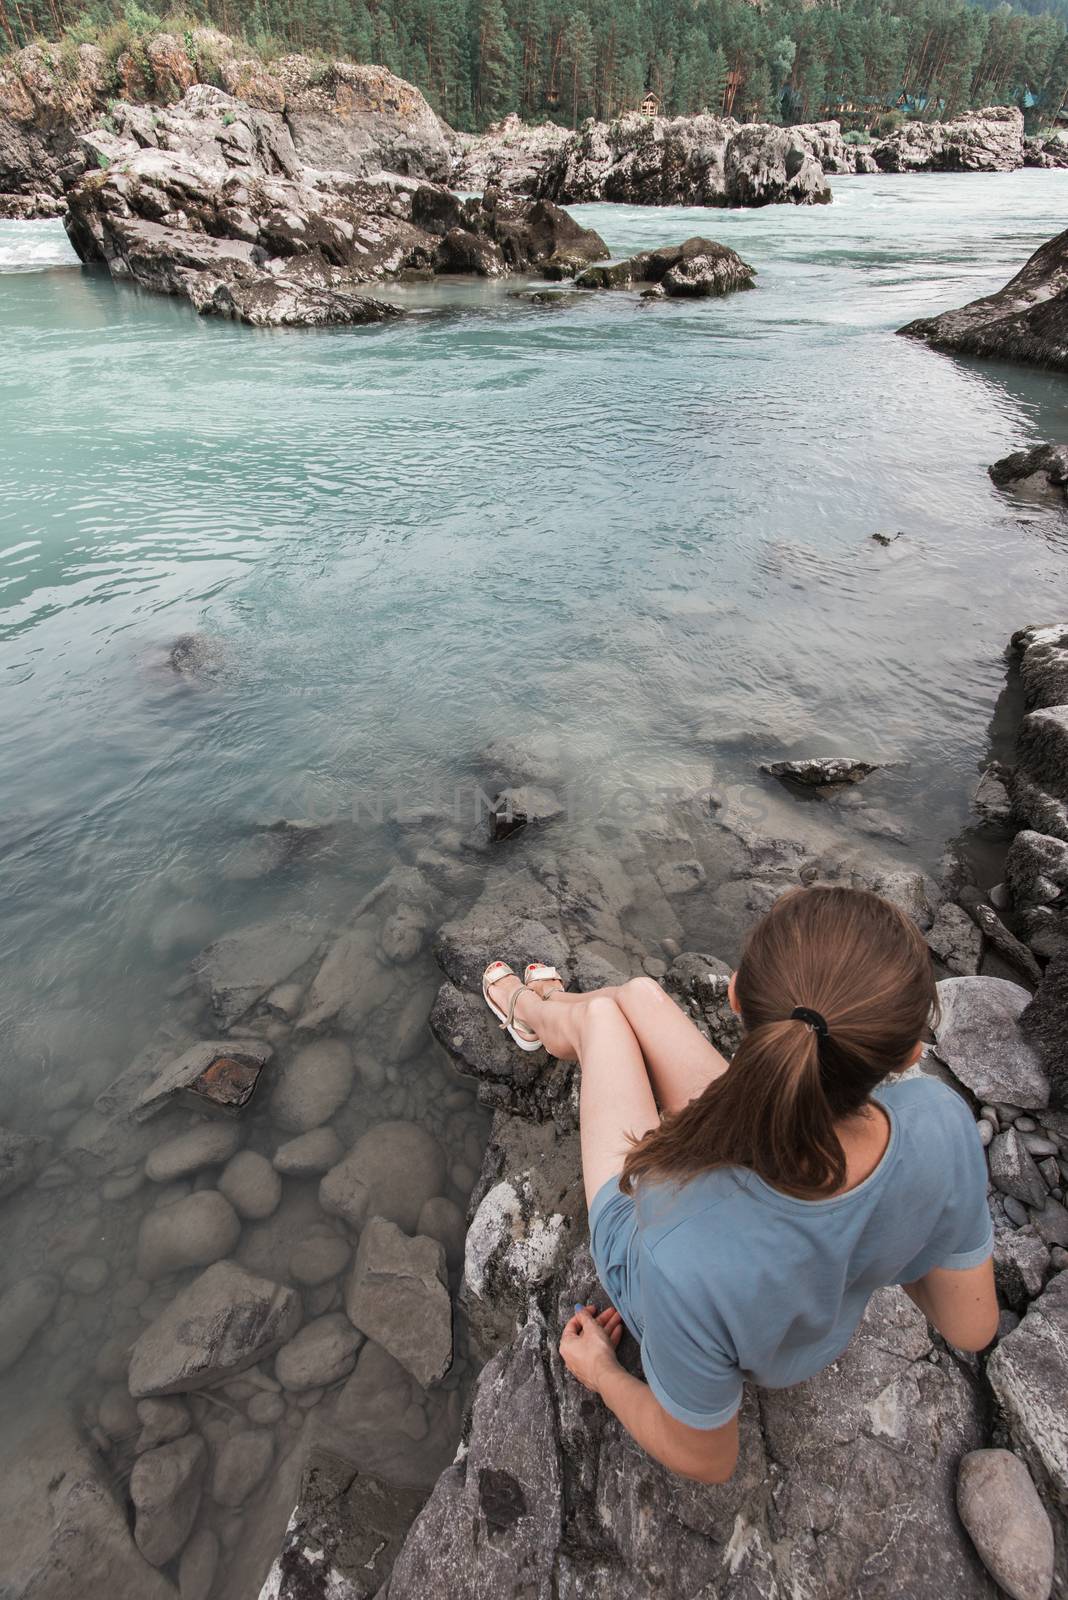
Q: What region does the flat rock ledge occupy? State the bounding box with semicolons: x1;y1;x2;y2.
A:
61;86;609;326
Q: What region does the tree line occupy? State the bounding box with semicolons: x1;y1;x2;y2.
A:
5;0;1068;132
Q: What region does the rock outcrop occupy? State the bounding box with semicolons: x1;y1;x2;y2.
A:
574;236;755;298
61;86;609;326
990;442;1068;506
451;113;570;194
1025;129;1068;169
532;111;835;206
0;33;450;215
899;226;1068;372
873;105;1024;172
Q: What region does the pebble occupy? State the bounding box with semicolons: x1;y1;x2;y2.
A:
1014;1117;1037;1134
1051;1246;1068;1272
1022;1134;1059;1159
288;1234;351;1288
103;1170;145;1202
136;1189;241;1280
97;1385;140;1440
1003;1197;1030;1227
247;1391;286;1425
273;1127;344;1177
994;1104;1023;1125
450;1161;476;1195
980;1106;1000;1133
64;1256;109;1295
217;1150;282;1220
136;1397;191;1453
977;1119;994;1147
275;1314;361;1391
144;1123;242;1183
642;956;668;979
1038;1157;1060;1190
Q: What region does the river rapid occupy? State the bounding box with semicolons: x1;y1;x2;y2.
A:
1;169;1067;1593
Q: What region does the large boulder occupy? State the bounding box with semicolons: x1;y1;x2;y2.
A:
1013;622;1068;713
931;977;1050;1108
723;122;831;206
319;1120;446;1232
344;1217;452;1388
989;444;1068;509
452;114;570;194
900;226;1068;372
128;1260;302;1396
279;60;451;181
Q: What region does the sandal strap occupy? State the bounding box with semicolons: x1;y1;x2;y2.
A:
505;983;539;1042
526;963;561;984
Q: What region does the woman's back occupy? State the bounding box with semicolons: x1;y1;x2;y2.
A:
595;1076;992;1429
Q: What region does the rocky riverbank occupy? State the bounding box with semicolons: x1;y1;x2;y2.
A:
900;225;1068;373
4;614;1063;1600
451;105;1034;206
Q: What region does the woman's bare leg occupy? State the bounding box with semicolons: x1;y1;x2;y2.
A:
514;973;731;1117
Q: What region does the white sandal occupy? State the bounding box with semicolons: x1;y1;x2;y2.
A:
523;962;566;996
483;961;542;1052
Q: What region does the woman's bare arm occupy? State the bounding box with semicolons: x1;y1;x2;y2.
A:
902;1257;998;1351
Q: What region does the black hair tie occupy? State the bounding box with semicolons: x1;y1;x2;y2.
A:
791;1006;829;1039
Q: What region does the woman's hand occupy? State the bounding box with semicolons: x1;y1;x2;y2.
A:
559;1304;624;1394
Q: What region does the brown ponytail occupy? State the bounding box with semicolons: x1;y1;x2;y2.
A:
620;885;936;1197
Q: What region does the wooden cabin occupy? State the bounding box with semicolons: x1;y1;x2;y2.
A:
640;90;662;116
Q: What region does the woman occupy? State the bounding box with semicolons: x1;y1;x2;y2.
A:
483;885;997;1486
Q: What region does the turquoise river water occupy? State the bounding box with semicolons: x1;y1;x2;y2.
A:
0;171;1067;1590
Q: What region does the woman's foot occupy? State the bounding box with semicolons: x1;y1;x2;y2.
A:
524;962;566;1001
483;961;542;1051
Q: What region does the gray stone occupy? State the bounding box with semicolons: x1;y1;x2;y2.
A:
989;1127;1049;1209
381;904;430;963
295;931;375;1029
211;1428;274;1508
1013;622;1068;709
136;1189;242;1279
1031;1197;1068;1249
762;755;881;786
1021;951;1068;1105
136;1397;191;1453
129;1260;302;1397
655;858;707;896
974;764;1013;824
1005;1196;1031;1227
1017;706;1068;802
247;1390;286;1424
1007;830;1068;908
96;1385;139;1440
1023;1134;1060;1158
417;1196;467;1272
344;1217;452;1389
145;1121;242;1182
192;919;322;1027
257;1447;427;1600
0;1125;49;1200
134;1038;272;1122
933;977;1050;1108
218;1149;282;1219
988;1270;1068;1504
977;1118;994;1146
289;1233;352;1287
957;1449;1055;1600
131;1434;206;1566
320;1120;446;1233
276;1313;363;1391
271;1039;354;1133
0;1274;59;1374
927;901;983;975
274;1127;345;1176
994;1225;1051;1309
178;1526;219;1600
0;1410;176;1600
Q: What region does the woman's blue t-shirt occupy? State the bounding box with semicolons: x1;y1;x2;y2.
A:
589;1076;994;1430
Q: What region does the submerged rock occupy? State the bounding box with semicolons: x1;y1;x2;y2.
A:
276;1312;363;1392
129;1260;302;1396
900;226;1068;372
0;1124;49;1200
762;755;881;786
136;1188;242;1279
131;1433;206;1566
319;1120;446;1233
271;1038;354;1133
344;1217;452;1389
0;1273;59;1375
192;918;322;1027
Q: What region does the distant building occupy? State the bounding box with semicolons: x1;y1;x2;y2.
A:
640;90;662;116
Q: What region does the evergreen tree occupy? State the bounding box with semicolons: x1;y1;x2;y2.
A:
472;0;516;125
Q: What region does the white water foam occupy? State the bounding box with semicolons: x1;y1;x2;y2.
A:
0;219;78;272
